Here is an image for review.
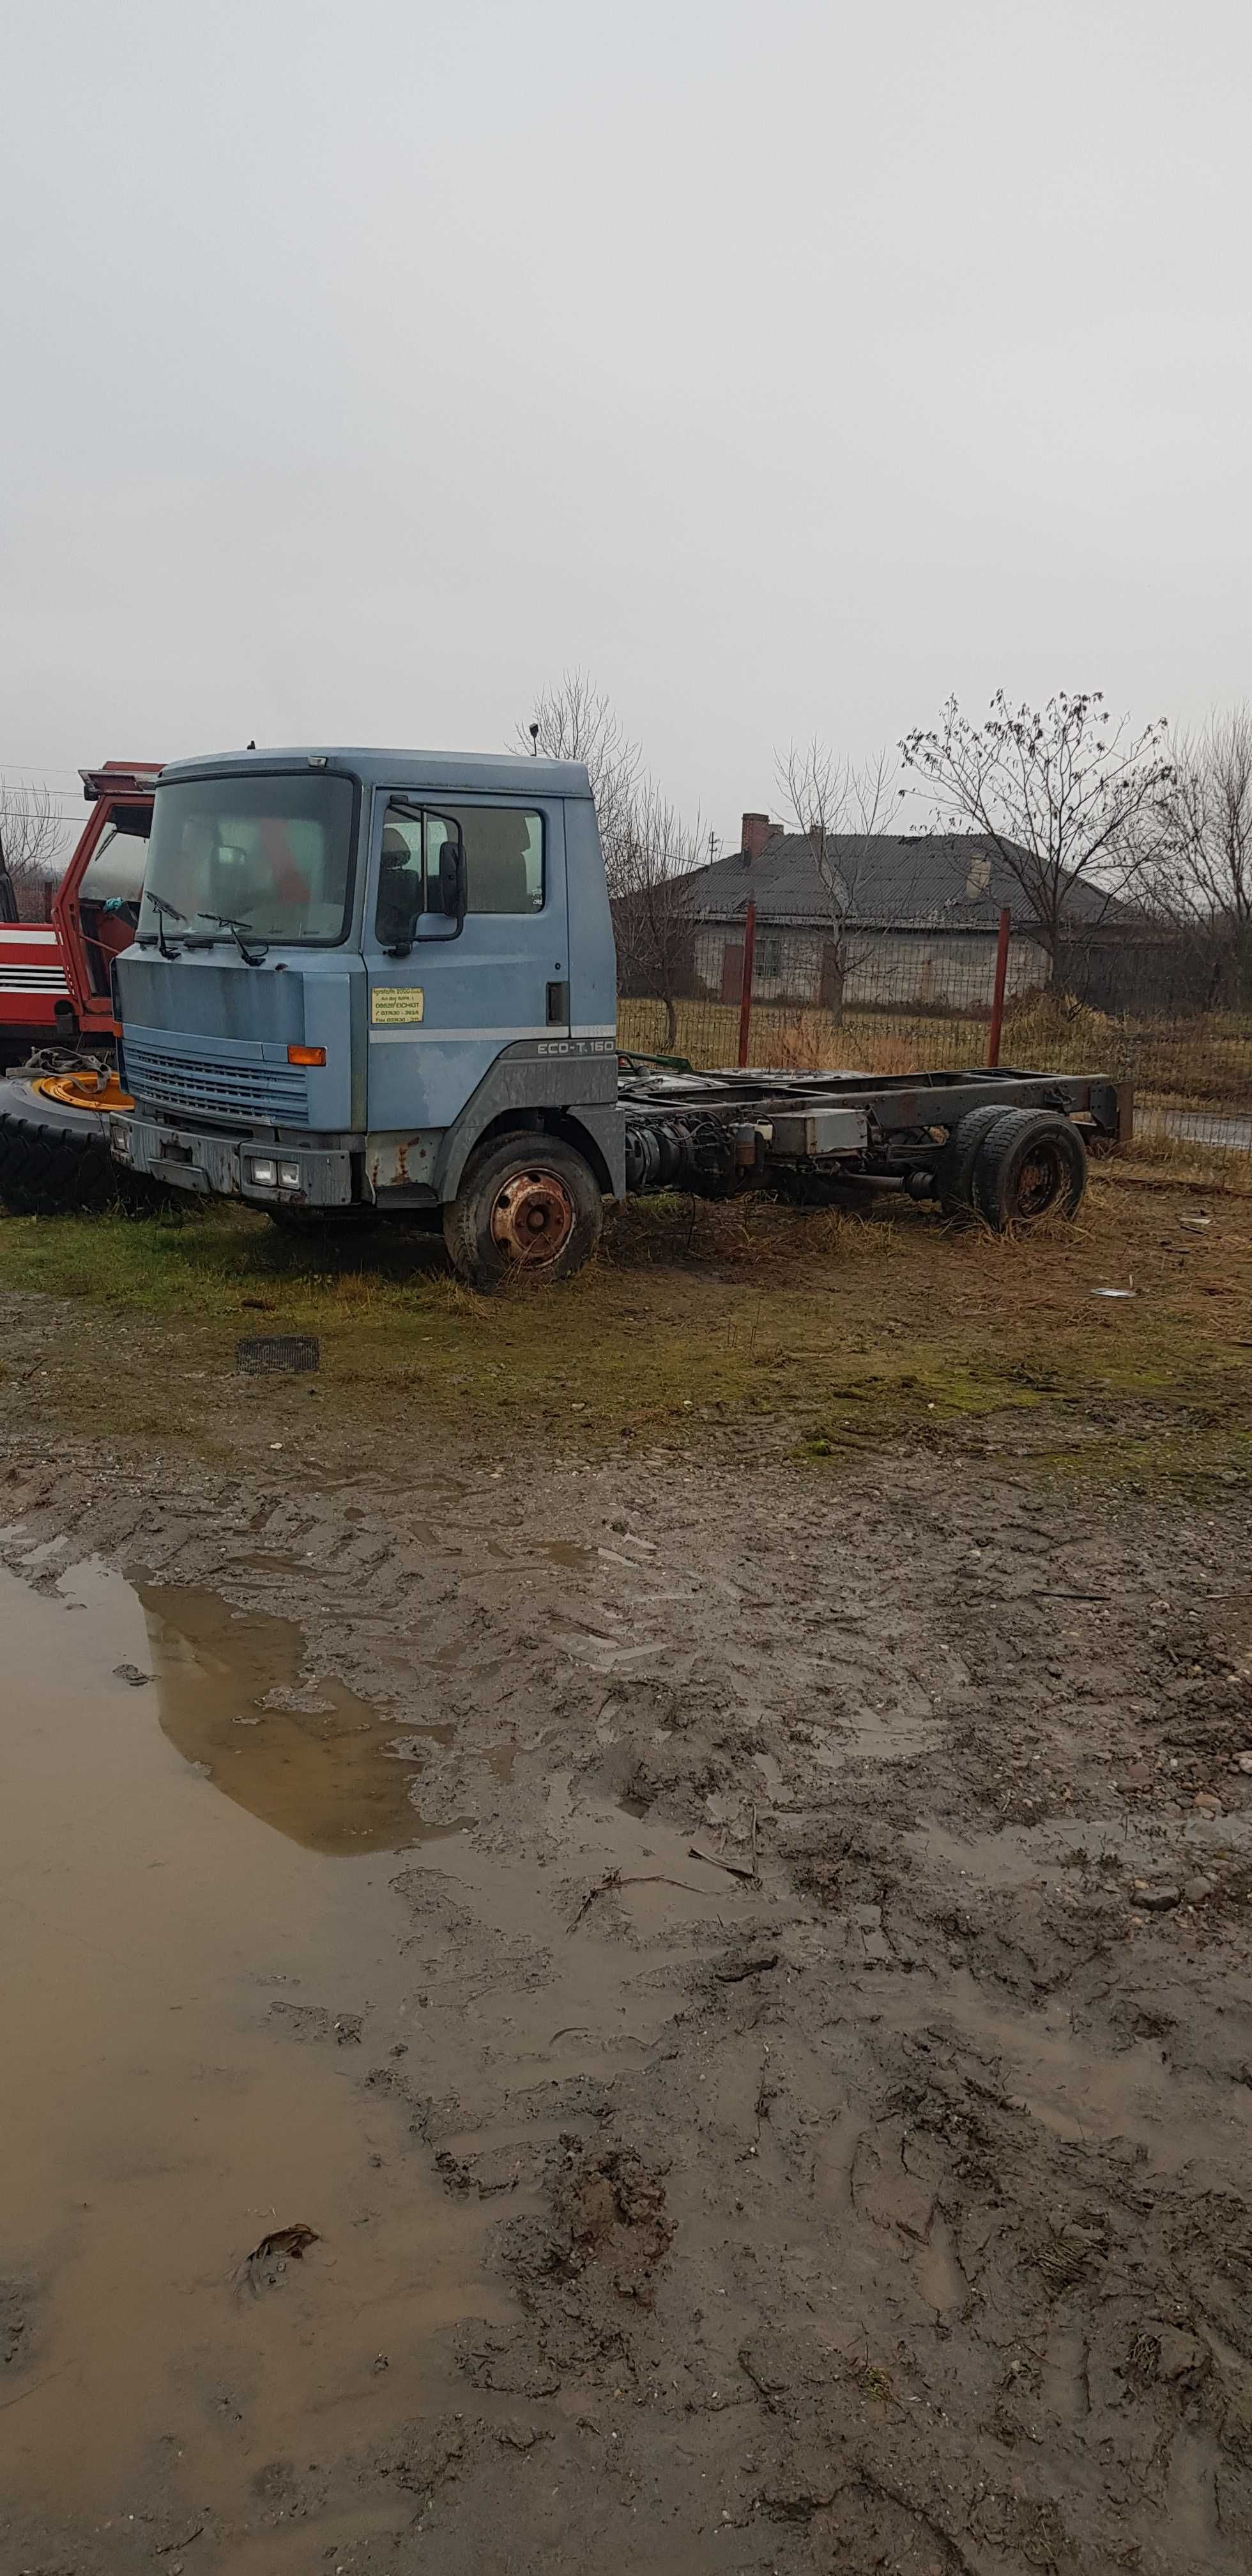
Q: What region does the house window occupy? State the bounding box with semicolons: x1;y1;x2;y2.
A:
757;932;783;978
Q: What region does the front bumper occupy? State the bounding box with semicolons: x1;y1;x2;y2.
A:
113;1116;354;1208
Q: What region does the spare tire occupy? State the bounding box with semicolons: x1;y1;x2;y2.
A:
0;1078;169;1216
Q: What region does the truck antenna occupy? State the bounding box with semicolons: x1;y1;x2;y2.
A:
528;723;538;755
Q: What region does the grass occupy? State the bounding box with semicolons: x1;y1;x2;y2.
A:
1;1176;1248;1493
1106;1131;1252;1193
617;994;982;1075
616;991;1252;1114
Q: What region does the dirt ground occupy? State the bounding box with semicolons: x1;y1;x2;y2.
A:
1;1186;1251;2575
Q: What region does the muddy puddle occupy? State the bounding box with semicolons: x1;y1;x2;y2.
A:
112;1566;453;1855
3;1417;1250;2573
0;1563;496;2539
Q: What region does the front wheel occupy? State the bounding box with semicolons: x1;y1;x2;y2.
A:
443;1132;603;1289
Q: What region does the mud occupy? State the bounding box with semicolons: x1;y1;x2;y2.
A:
1;1426;1251;2574
0;1563;494;2548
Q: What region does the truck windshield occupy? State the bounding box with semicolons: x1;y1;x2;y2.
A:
138;774;356;947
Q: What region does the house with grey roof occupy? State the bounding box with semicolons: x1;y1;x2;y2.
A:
680;813;1142;1015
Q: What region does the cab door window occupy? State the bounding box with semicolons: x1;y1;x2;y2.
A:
374;801;544;947
448;807;544;914
79;810;151;996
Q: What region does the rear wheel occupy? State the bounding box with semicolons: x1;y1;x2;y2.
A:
443;1131;603;1289
972;1108;1088;1229
936;1104;1018;1215
0;1077;171;1216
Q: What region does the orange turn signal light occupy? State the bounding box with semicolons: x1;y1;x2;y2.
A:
287;1044;326;1066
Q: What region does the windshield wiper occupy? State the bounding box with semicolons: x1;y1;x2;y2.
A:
203;912;269;966
145;891;187;960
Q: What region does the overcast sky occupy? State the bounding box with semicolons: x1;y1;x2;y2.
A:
3;0;1249;857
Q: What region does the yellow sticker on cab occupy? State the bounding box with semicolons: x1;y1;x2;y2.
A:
371;986;425;1024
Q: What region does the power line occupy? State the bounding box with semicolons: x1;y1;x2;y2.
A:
0;779;87;806
0;778;85;798
0;783;84;799
0;780;89;802
0;772;88;799
0;760;86;780
0;802;86;822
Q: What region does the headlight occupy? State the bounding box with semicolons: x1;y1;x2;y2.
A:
278;1161;302;1189
248;1157;277;1186
112;1123;133;1162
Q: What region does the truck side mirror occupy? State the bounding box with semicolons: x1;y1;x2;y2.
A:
437;836;466;923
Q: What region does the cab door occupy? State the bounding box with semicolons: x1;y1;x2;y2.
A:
362;788;570;1135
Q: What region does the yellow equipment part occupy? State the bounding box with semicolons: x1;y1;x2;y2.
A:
33;1068;134;1114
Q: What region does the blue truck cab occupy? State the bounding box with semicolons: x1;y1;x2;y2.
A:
113;746;625;1284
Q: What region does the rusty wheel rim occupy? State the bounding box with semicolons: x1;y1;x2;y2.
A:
489;1167;576;1268
1016;1146;1064;1220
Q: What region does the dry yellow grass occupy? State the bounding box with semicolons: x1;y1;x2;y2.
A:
616;996;984;1074
616;990;1251;1115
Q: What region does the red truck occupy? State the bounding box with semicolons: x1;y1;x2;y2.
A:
0;763;158;1068
0;763;160;1208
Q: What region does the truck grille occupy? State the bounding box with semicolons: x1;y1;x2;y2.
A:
123;1036;309;1126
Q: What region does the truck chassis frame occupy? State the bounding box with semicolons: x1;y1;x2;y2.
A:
615;1061;1126;1203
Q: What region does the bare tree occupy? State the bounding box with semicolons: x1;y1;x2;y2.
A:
899;693;1172;985
611;783;701;1052
516;673;641;894
518;676;701;1046
1152;709;1252;1008
776;742;906;1026
0;777;66;919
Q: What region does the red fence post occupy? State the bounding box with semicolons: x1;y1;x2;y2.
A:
737;901;757;1068
986;908;1011;1067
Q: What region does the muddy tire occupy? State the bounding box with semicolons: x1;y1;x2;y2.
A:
0;1078;168;1216
972;1108;1088;1229
443;1131;603;1290
937;1104;1019;1215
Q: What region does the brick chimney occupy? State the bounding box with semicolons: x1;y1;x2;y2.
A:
740;811;770;864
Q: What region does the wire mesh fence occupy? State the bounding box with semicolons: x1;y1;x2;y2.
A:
616;908;1252;1167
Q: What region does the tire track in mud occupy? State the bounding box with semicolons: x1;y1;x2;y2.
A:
3;1427;1252;2572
